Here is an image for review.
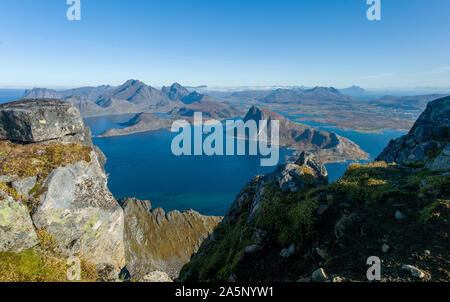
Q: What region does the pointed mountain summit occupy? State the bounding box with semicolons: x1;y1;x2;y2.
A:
243;106;368;163
97;79;167;107
162;83;190;101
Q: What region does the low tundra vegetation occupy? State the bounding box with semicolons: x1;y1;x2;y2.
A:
180;162;449;282
0;141;91;179
0;249;98;282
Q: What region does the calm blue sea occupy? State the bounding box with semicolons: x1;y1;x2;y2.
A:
84;114;406;216
0;90;24;104
86;115;293;216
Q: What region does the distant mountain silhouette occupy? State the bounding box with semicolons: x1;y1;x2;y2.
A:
261;87;354;104
370;94;449;111
23;80;241;119
338;85;367;96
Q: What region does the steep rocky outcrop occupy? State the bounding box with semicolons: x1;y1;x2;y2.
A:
377;96;450;170
243;106;368;163
181;159;449;282
0;99;125;270
121;198;222;280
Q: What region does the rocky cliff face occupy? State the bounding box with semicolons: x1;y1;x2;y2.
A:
180;102;449;282
243;106;368;163
377;96;450;171
121;198;222;280
0;99;125;270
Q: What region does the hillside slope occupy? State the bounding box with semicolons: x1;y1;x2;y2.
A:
243;106;369;163
180;97;450;282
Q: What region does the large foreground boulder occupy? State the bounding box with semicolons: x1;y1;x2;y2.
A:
0;99;85;143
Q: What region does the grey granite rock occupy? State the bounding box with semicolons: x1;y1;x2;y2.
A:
265;151;329;193
11;176;37;198
312;268;328;282
280;244;296;258
32;150;125;270
295;151;329;183
138;271;173;282
0;196;38;252
0;99;85;143
426;143;450;171
97;263;119;282
377;96;450;170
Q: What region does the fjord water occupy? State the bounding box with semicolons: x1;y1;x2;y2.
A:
86;115;291;216
84;115;406;216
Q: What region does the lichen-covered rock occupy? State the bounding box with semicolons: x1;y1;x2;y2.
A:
11;176;37;198
0;196;38;252
0;99;125;277
266;152;329;193
377;96;450;169
426;143;450;171
97;263;119;282
138;271;173;282
122;198;222;279
295;151;329;183
32;150;125;269
236;152;328;223
0;99;85;143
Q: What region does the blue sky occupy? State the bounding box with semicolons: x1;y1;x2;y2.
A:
0;0;449;89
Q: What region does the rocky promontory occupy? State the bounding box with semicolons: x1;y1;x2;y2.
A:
0;99;125;273
97;112;173;138
377;96;450;171
243;106;369;163
0;98;225;282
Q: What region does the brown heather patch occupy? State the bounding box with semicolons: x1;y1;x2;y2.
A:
0;141;91;179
